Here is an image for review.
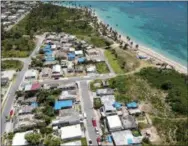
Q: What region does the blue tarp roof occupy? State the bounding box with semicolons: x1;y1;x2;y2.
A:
127;138;133;144
31;102;38;108
54;100;73;110
113;102;122;109
126;102;138;108
45;57;55;61
45;51;52;55
78;57;86;63
68;53;75;58
107;136;112;143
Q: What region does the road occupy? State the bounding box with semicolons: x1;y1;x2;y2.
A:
79;81;98;146
5;12;30;31
0;34;45;136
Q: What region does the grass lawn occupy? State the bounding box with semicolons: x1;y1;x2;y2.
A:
2;60;23;71
104;50;124;74
96;62;109;74
81;138;87;146
93;98;102;109
90;79;102;92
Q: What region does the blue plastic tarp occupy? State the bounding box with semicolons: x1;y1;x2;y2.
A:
126;102;138;108
127;138;133;144
31;102;38;108
78;57;86;63
54;100;73;110
108;136;112;143
113;102;122;109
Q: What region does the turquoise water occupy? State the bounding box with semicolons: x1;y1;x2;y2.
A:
60;1;187;66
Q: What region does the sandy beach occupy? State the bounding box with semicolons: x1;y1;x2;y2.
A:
95;13;187;74
57;2;187;74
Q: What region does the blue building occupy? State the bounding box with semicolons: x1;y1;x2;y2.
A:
78;57;86;63
126;102;138;109
68;53;75;61
54;100;73;110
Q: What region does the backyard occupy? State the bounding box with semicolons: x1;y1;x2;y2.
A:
2;60;23;71
96;62;109;74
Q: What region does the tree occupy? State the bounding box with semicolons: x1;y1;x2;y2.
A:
44;135;61;146
25;132;41;145
161;80;173;90
40;127;53;135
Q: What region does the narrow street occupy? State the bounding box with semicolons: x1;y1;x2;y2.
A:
79;81;98;145
0;34;45;136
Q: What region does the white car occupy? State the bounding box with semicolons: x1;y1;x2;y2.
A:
95;127;99;135
83;113;87;119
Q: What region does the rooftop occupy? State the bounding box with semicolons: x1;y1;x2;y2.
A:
54;100;73;110
107;115;122;130
12;131;33;146
60;124;82;140
96;88;114;96
121;115;137;129
61;140;81;146
59;90;77;100
112;130;143;146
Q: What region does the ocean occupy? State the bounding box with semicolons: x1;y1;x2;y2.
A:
60;1;187;67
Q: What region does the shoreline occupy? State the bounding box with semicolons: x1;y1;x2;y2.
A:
55;2;187;74
95;12;187;74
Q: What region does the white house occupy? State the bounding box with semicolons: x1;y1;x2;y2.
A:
24;69;38;80
60;124;82;140
107;115;123;132
12;131;33;146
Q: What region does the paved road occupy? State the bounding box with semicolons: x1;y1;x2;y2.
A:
0;34;45;136
5;12;30;31
79;81;98;146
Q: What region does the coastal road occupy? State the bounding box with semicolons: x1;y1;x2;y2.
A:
0;34;45;136
79;81;98;146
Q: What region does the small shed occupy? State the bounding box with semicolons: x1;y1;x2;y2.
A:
67;53;75;61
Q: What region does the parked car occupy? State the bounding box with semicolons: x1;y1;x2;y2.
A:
92;118;97;127
83;112;87;119
95;127;99;135
96;137;101;146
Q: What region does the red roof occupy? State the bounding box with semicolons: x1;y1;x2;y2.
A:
31;83;41;91
97;137;101;143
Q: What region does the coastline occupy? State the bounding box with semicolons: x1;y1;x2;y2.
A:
57;2;187;74
95;12;187;74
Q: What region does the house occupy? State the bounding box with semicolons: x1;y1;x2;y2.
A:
86;65;96;73
121;115;137;130
52;64;62;78
61;140;81;146
41;67;52;78
67;53;75;61
58;83;77;91
107;115;123;132
18;105;36;115
54;100;73;110
60;124;82;140
52;109;80;127
96;88;114;96
75;50;83;56
111;130;143;146
69;47;75;52
86;49;99;56
59;90;77;101
75;66;84;73
67;61;74;73
17;9;25;14
24;83;41;92
1;70;16;80
51;44;57;50
77;57;86;64
12;131;33;146
8;15;17;21
56;51;67;60
1;77;9;86
101;95;116;115
24;69;38;80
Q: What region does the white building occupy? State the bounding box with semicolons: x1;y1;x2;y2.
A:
107;115;122;132
111;130;143;145
1;70;16;80
60;124;82;140
12;131;33;146
61;140;81;146
52;64;61;73
24;69;38;80
86;65;96;73
75;50;83;56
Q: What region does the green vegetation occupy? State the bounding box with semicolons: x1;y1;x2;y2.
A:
90;79;102;92
90;36;111;47
138;67;188;115
44;135;62;146
25;132;41;145
96;62;109;74
152;117;188;145
93;98;103;109
132;130;141;137
81;138;87;146
104;50;124;74
2;60;23;71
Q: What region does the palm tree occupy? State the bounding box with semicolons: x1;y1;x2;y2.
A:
126;36;130;41
123;43;129;50
135;44;139;49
